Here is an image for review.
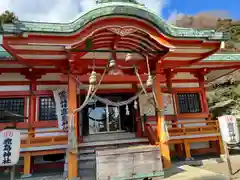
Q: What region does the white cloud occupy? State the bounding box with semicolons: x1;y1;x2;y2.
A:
138;0;169;16
167;10;185;24
0;0;168;23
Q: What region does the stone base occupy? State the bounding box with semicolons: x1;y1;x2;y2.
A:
218;155;226;163
63;171;68;179
20;174;32;179
184;158;202;166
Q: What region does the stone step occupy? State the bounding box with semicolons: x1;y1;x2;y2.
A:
79;153;96;161
79;169;96;180
79;137;149;148
78;149;95;155
79;160;96;170
83;132;136;142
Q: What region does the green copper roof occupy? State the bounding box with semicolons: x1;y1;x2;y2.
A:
0;46;13;59
204;53;240;61
0;2;228;40
96;0;140;4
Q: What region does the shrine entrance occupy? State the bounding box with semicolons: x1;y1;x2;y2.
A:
88;99;122;134
82;94;137;136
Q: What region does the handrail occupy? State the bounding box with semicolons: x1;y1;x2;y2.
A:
145;119;220;138
140;115;157;145
21;130;67;135
21;130;68;148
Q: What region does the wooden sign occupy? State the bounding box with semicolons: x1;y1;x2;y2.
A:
138;93;175;116
0;129;21;166
218;115;240;144
163;93;175;115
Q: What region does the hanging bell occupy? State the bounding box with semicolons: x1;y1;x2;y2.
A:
109;59;116;68
146;75;153;87
89;71;97;85
125;53;132;61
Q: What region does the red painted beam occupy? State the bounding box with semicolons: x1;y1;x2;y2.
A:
14;49;68;56
0;68;61;73
77;74;166;84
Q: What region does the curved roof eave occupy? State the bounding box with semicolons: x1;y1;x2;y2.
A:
0;2;228;40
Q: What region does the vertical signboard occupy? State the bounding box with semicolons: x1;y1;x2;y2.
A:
53;89;68;130
0;129;21;166
218;115;240;144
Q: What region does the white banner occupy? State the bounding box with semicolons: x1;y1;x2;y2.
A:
53;89;68;130
218;115;240;144
0;129;21;166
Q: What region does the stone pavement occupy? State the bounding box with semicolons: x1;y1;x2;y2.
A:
14;154;240;180
15;165;228;180
200;154;240;180
164;165;228;180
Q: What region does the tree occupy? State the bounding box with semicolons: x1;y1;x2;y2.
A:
169;11;240;119
169;11;229;29
0;10;18;24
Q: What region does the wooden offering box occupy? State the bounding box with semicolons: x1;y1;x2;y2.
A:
96;145;164;180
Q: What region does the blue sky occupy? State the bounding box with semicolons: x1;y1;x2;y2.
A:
0;0;239;23
163;0;239;20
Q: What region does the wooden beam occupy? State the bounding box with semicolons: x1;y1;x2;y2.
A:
0;68;61;73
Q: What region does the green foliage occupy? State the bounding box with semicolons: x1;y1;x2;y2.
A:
0;10;18;24
207;84;240;119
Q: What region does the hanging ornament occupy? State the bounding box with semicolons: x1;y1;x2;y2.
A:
146;75;153;87
89;71;97;85
106;105;109;119
114;107;119;118
125;53;132;61
134;100;138;109
125;104;130;116
109;59;116;68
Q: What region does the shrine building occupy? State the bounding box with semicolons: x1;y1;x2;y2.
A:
0;0;240;179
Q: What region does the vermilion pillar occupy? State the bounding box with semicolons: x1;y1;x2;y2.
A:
67;74;78;179
165;70;184;158
155;74;171;168
22;79;37;178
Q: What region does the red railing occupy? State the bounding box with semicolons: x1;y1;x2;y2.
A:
144;123;157;144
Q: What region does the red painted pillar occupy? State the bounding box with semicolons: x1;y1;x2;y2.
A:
199;75;209;114
22;79;37;177
67;74;78;179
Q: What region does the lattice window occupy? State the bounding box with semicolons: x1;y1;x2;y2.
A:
39;97;57;121
177;93;202;113
0;98;25;122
